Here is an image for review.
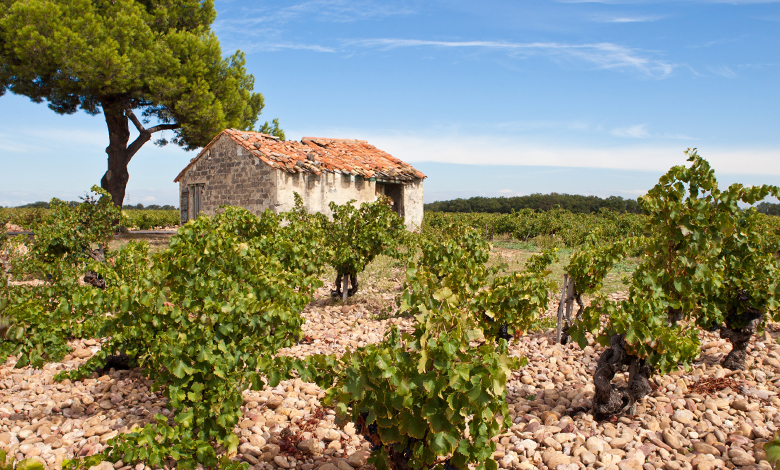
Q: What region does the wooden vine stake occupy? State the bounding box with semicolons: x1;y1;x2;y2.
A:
556;274;576;344
565;276;575;325
556;274;569;344
342;273;349;303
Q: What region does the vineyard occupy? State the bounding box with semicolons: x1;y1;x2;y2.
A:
0;209;180;232
5;203;779;251
2;152;780;470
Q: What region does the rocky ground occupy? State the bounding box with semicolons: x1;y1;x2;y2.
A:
3;222;25;232
2;283;779;470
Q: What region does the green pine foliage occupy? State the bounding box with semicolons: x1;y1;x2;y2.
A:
0;0;263;147
256;118;286;141
0;0;269;205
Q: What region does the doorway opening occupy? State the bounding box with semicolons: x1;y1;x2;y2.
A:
189;184;204;220
376;182;403;218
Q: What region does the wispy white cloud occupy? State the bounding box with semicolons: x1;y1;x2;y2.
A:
278;0;415;22
611;124;695;140
290;127;778;175
736;62;780;70
707;65;738;78
387;135;779;175
594;14;665;23
0;135;37;153
611;124;652;138
217;0;413;28
495;120;591;132
347;39;677;78
687;37;744;48
241;42;336;53
558;0;780;3
704;0;780;3
0;128;107;154
213;0;413;52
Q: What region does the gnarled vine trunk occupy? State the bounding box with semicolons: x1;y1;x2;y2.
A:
591;334;654;420
720;307;764;370
83;245;106;289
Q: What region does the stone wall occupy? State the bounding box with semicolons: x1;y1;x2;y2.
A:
178;134;276;221
401;179;425;231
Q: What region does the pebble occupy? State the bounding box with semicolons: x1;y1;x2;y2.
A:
662;428;683;450
692;442;720;456
580;449;597;465
73;349;93;359
297;438;322;455
346;450;369;467
586;436;608;454
672;409;695;425
542;448;571;467
1;282;779;470
87;463;114;470
728;448;755;466
732;398;750;412
610;435;632;449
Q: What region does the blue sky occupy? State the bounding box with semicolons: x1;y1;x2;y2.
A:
1;0;779;206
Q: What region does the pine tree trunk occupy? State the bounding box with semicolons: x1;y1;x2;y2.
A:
99;99;165;207
100;100;132;207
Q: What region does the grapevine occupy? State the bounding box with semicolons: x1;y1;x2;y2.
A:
325;226;552;470
567;150;780;419
323;196;408;301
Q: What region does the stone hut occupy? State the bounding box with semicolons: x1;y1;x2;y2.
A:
174;129;426;229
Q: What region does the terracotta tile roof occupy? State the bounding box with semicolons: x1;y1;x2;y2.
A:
174;129;425;182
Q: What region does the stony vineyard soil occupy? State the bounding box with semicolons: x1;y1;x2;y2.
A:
2;288;780;470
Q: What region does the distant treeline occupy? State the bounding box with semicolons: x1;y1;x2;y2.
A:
756;202;780;216
12;201;176;211
424;193;643;214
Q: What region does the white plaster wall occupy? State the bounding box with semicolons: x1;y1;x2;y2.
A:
402;179;425;231
274;171;378;217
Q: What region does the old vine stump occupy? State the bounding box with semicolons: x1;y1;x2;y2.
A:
720;307;764;370
592;334;653;420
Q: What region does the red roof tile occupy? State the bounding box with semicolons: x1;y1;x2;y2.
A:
174;129;426;183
